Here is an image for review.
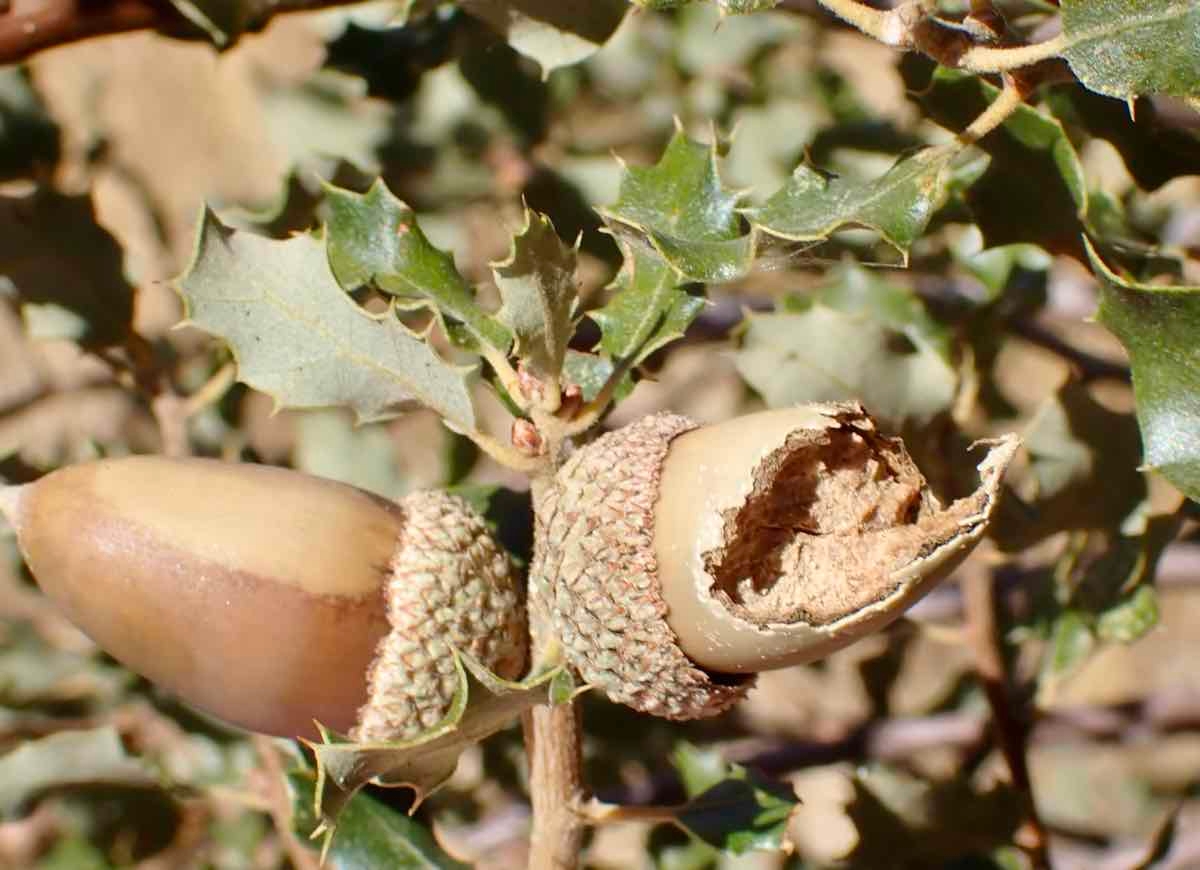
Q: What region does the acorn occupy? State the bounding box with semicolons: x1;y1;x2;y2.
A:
531;402;1017;720
0;458;526;741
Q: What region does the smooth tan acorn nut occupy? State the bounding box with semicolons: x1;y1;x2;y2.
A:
531;402;1017;721
0;458;526;741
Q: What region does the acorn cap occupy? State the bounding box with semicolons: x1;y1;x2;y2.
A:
1;457;525;740
353;489;527;742
532;413;752;720
533;403;1017;720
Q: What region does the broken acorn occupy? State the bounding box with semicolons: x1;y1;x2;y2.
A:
0;402;1015;741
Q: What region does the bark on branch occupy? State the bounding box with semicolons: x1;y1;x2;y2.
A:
0;0;162;65
0;0;349;66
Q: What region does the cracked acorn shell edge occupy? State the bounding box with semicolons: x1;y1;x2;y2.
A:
531;403;1018;721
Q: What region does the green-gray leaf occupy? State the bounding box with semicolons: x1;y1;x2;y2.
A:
293;409;408;501
746;147;958;262
736;270;957;429
1089;238;1200;501
717;0;781;11
492;209;577;384
1080;512;1175;644
325;180;510;354
1061;0;1200;100
902;63;1087;257
1096;583;1159;644
177;210;476;431
670;743;798;855
1024;383;1144;504
598;129;755;283
590;240;704;367
288;767;468;870
632;0;781;9
305;653;564;837
561;349;634;403
992;382;1146;550
813;260;953;359
0;728;158;815
462;0;628;75
1044;609;1096;681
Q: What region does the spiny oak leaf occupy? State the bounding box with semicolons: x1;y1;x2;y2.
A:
492;208;579;387
589;238;704;367
302;651;575;858
287;765;468;870
1089;237;1200;502
902;62;1088;258
745;147;960;264
176;210;476;431
669;742;798;855
324;179;511;354
598;127;756;283
735;265;957;430
1061;0;1200;100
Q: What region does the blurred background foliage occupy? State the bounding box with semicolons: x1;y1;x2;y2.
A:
0;0;1199;867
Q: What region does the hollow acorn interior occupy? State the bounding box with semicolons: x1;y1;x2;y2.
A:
655;404;1018;674
532;403;1017;721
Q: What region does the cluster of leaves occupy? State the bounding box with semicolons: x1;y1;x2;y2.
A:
0;0;1199;867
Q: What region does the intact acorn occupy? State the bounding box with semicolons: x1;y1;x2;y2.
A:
531;402;1017;721
0;458;526;741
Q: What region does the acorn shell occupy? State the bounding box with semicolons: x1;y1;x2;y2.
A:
655;403;1017;674
4;457;525;740
531;404;1016;721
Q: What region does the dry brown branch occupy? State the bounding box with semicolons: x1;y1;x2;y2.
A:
0;0;355;67
523;702;587;870
0;0;162;66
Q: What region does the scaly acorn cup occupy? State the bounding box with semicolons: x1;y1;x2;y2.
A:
531;402;1018;720
0;458;526;741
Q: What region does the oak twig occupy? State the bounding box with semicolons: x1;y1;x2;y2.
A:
580;798;680;826
464;428;547;474
816;0;1066;74
0;0;362;66
521;460;588;870
0;0;160;65
558;357;632;438
956;75;1029;145
523;702;587;870
815;0;921;48
183;361;236;417
1010;319;1131;384
959;35;1066;73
